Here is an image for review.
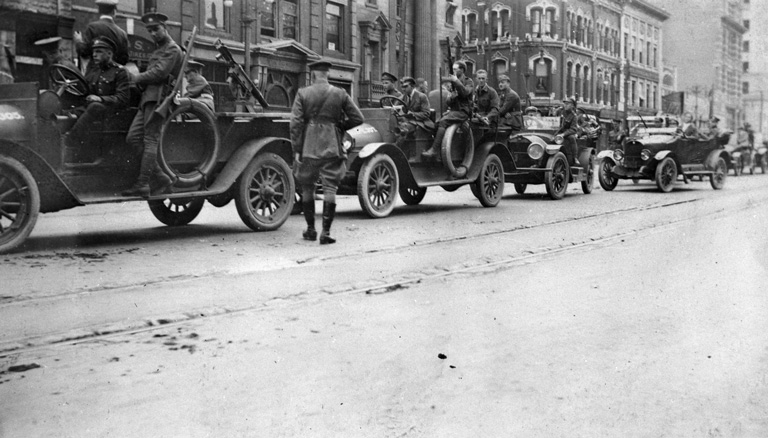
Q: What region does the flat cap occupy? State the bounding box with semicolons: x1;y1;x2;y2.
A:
381;72;398;82
95;0;119;5
141;12;169;27
92;36;117;52
34;36;61;49
186;60;205;70
497;74;510;82
401;76;416;86
562;96;577;106
308;60;332;71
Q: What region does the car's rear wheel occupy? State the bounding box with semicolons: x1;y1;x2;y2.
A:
234;153;294;231
581;155;595;194
399;185;426;205
149;198;204;226
545;153;569;200
514;183;527;194
710;157;727;190
598;158;618;191
358;153;398;218
474;153;504;207
440;184;462;192
0;156;40;254
655;157;677;193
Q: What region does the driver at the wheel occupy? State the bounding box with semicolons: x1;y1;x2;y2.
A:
421;61;474;163
63;36;130;163
394;76;433;148
34;36;76;90
557;97;580;166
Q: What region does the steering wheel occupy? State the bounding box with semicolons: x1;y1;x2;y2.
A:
380;96;407;112
49;63;89;98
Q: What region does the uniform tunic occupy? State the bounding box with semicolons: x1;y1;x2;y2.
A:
498;88;523;131
77;16;130;67
474;84;500;120
184;74;215;112
84;60;130;108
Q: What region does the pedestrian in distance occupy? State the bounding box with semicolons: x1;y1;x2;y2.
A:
183;60;215;112
122;12;183;198
496;74;523;132
75;0;130;73
290;60;364;245
63;36;130;163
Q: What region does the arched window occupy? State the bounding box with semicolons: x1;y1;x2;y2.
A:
531;8;542;37
596;69;604;104
566;61;574;97
544;9;555;37
534;57;551;96
462;11;479;43
575;64;582;100
583;66;590;102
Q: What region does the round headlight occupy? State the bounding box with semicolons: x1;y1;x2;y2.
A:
640;149;651;161
554;134;564;145
342;133;354;152
527;142;545;160
613;149;624;161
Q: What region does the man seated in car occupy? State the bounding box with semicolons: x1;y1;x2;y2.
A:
183;59;215;112
62;36;130;163
678;111;698;137
393;76;433;148
472;69;499;126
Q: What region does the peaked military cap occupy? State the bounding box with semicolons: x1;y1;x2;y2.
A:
92;36;117;52
381;72;398;82
186;60;205;70
562;96;577;106
95;0;119;5
497;74;511;82
141;12;169;27
308;60;332;71
401;76;416;86
34;36;62;50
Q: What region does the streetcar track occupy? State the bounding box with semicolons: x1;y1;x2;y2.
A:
0;198;759;358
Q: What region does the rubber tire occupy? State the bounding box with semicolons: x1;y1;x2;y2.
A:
399;185;427;205
474;153;504;207
514;183;527;194
0;156;40;254
441;123;474;178
158;99;220;189
581;155;595;194
234;153;295;231
655;156;677;193
710;157;727;190
761;156;768;174
207;191;233;208
598;158;618;191
149;198;205;226
545;153;569;200
357;154;399;218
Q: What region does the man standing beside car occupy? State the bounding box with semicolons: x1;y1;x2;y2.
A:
122;12;182;198
290;60;364;245
75;0;130;73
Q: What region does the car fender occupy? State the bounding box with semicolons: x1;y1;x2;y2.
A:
358;142;390;160
206;136;293;194
653;150;674;161
354;142;415;188
467;141;512;179
757;147;767;156
597;150;614;160
705;149;731;169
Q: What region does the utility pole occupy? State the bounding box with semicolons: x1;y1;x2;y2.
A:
690;85;703;127
398;0;408;80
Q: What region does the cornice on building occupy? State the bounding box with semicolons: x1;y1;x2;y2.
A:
721;16;748;34
625;0;670;21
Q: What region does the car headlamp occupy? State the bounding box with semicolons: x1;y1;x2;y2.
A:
554;134;564;145
640;149;651;161
613;149;624;161
342;132;355;152
527;142;545;160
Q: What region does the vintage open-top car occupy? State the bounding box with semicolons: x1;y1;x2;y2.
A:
326;96;512;218
502;108;596;200
0;35;296;254
598;124;731;192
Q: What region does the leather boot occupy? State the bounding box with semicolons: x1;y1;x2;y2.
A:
121;151;155;198
319;202;336;245
302;198;317;241
151;165;175;195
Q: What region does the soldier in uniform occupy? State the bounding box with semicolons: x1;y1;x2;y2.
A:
421;60;474;167
381;72;403;100
75;0;130;71
394;76;433;147
496;74;523;132
556;97;580;166
290;60;364;245
122;12;183;198
63;36;130;161
183;60;215;112
34;36;76;90
473;69;499;126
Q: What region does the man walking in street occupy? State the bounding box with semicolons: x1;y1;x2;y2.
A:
290;60;364;245
496;74;523;132
473;69;499;126
75;0;130;72
122;12;183;198
421;61;474;166
63;36;130;163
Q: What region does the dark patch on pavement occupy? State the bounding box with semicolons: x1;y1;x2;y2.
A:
180;345;196;354
6;363;41;373
109;357;120;362
438;353;447;360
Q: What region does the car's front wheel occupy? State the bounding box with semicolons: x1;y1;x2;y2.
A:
545;153;569;200
710;157;727;190
581;155;595;194
655;157;677;193
358;153;399;218
0;156;40;254
149;198;204;226
473;153;504;207
598;158;618;191
234;153;294;231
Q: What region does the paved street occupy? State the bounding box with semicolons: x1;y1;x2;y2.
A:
1;175;768;437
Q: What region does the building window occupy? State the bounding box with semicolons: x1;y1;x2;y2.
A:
260;0;276;37
743;81;749;94
463;12;478;42
446;1;457;26
743;20;750;29
632;36;636;62
366;0;377;6
743;41;749;52
326;2;343;52
396;0;403;17
653;46;657;68
204;0;230;32
534;58;550;96
743;61;749;72
282;0;298;39
531;8;541;37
